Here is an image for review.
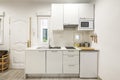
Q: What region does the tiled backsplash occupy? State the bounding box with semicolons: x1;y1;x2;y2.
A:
51;27;93;47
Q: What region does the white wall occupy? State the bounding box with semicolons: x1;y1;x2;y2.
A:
0;2;51;50
95;0;120;80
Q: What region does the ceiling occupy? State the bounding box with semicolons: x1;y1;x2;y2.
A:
0;0;94;3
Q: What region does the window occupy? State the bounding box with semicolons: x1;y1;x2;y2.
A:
0;17;4;44
37;17;49;46
43;29;48;42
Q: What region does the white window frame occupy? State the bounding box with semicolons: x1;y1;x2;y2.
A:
0;16;4;44
37;17;50;47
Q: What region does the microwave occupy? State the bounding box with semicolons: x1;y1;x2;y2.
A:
79;18;94;30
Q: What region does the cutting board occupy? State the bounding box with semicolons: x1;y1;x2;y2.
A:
79;47;95;50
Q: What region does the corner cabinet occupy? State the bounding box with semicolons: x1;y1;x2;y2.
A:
46;50;62;74
25;50;46;74
51;4;64;30
80;51;98;78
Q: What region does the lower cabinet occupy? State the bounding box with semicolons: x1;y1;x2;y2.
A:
25;50;98;78
80;51;98;78
63;50;79;74
25;50;46;74
47;50;62;74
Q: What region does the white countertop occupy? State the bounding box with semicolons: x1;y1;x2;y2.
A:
26;46;80;51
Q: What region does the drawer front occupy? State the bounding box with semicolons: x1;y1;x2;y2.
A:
63;55;79;65
26;50;45;54
63;50;79;55
63;64;79;74
47;50;62;54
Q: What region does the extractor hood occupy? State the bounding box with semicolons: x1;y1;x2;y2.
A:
64;24;78;28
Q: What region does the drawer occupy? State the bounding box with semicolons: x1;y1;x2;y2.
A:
47;50;61;53
63;50;79;55
26;50;45;54
63;55;79;65
63;64;79;74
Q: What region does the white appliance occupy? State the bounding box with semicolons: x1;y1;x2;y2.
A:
79;18;94;30
80;51;98;78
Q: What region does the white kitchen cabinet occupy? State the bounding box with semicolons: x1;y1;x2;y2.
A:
25;50;46;74
47;50;62;74
80;51;98;78
78;4;94;18
64;4;79;25
63;50;79;74
51;4;64;30
51;4;94;28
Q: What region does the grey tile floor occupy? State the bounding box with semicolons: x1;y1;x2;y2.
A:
0;69;101;80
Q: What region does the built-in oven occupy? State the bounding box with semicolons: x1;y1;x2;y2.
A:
79;18;94;30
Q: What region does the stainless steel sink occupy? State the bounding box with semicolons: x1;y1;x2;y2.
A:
36;47;49;49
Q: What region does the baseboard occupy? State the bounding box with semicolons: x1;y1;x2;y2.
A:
26;74;79;78
10;64;24;69
98;76;102;80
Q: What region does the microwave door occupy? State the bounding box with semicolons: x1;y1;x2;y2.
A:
81;22;89;28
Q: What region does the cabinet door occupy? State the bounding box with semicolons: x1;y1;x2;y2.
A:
64;4;79;24
80;51;98;78
78;4;94;18
51;4;63;30
25;50;45;74
63;50;79;74
47;50;62;73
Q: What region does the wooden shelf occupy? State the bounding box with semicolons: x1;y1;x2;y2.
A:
0;62;8;65
0;67;8;70
0;50;9;72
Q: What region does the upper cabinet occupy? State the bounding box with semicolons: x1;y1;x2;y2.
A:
78;4;94;18
51;4;94;30
51;4;64;30
63;4;79;25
